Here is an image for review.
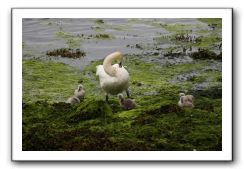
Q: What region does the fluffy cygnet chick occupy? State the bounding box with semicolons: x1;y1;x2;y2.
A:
66;96;80;105
118;94;136;110
74;84;85;100
178;93;194;108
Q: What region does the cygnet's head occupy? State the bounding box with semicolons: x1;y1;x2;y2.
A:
179;93;185;97
77;84;84;91
118;93;124;100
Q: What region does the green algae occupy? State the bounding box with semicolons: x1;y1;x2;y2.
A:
160;23;194;33
55;31;82;49
94;33;113;39
22;56;222;151
22;59;83;103
191;48;221;60
94;19;129;32
154;19;222;55
197;18;222;28
95;19;105;24
68;99;113;123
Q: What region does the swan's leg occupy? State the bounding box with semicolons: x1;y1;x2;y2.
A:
126;89;130;98
105;94;109;102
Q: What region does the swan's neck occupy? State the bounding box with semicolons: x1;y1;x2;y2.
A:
180;96;184;103
120;97;125;104
103;52;122;76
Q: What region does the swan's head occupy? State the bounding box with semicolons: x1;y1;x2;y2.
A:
103;51;124;76
119;62;122;68
113;51;123;67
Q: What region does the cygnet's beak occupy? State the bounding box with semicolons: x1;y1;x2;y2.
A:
119;62;122;68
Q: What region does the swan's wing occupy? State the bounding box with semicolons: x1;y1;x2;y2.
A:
97;64;128;77
96;65;106;77
113;64;129;78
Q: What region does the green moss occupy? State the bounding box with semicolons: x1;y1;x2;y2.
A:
22;59;83;103
194;35;222;48
198;18;222;28
55;31;73;39
95;19;104;24
136;125;159;141
94;33;113;39
93;19;129;32
23;54;222;151
55;31;82;49
191;48;221;60
67;100;113;123
160;23;193;32
155;20;221;52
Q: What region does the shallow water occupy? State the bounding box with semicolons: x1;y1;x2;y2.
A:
22;18;207;70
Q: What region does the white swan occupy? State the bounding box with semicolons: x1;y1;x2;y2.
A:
96;51;130;101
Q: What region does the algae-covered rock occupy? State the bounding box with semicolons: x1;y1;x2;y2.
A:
136;125;159;141
22;55;222;151
185;132;219;150
190;48;221;60
67;100;113;123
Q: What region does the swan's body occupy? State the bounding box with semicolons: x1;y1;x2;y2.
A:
118;94;136;110
74;84;85;100
66;96;80;105
96;52;130;100
178;93;194;108
96;64;129;95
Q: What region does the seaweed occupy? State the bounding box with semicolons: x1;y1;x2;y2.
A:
22;56;222;151
190;48;221;60
46;48;86;58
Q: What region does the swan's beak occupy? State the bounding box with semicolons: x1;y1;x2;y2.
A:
119;62;122;68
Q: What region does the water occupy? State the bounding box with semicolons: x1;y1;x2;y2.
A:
22;18;206;70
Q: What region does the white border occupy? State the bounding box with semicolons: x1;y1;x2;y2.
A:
12;8;232;161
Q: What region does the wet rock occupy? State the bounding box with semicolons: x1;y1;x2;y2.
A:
142;50;160;56
171;72;199;83
126;44;144;50
189;86;222;99
94;34;111;39
135;44;143;49
173;33;197;43
208;23;218;30
163;55;193;66
132;81;143;86
95;19;104;24
203;61;222;72
164;51;182;58
190;48;221;60
192;82;209;91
